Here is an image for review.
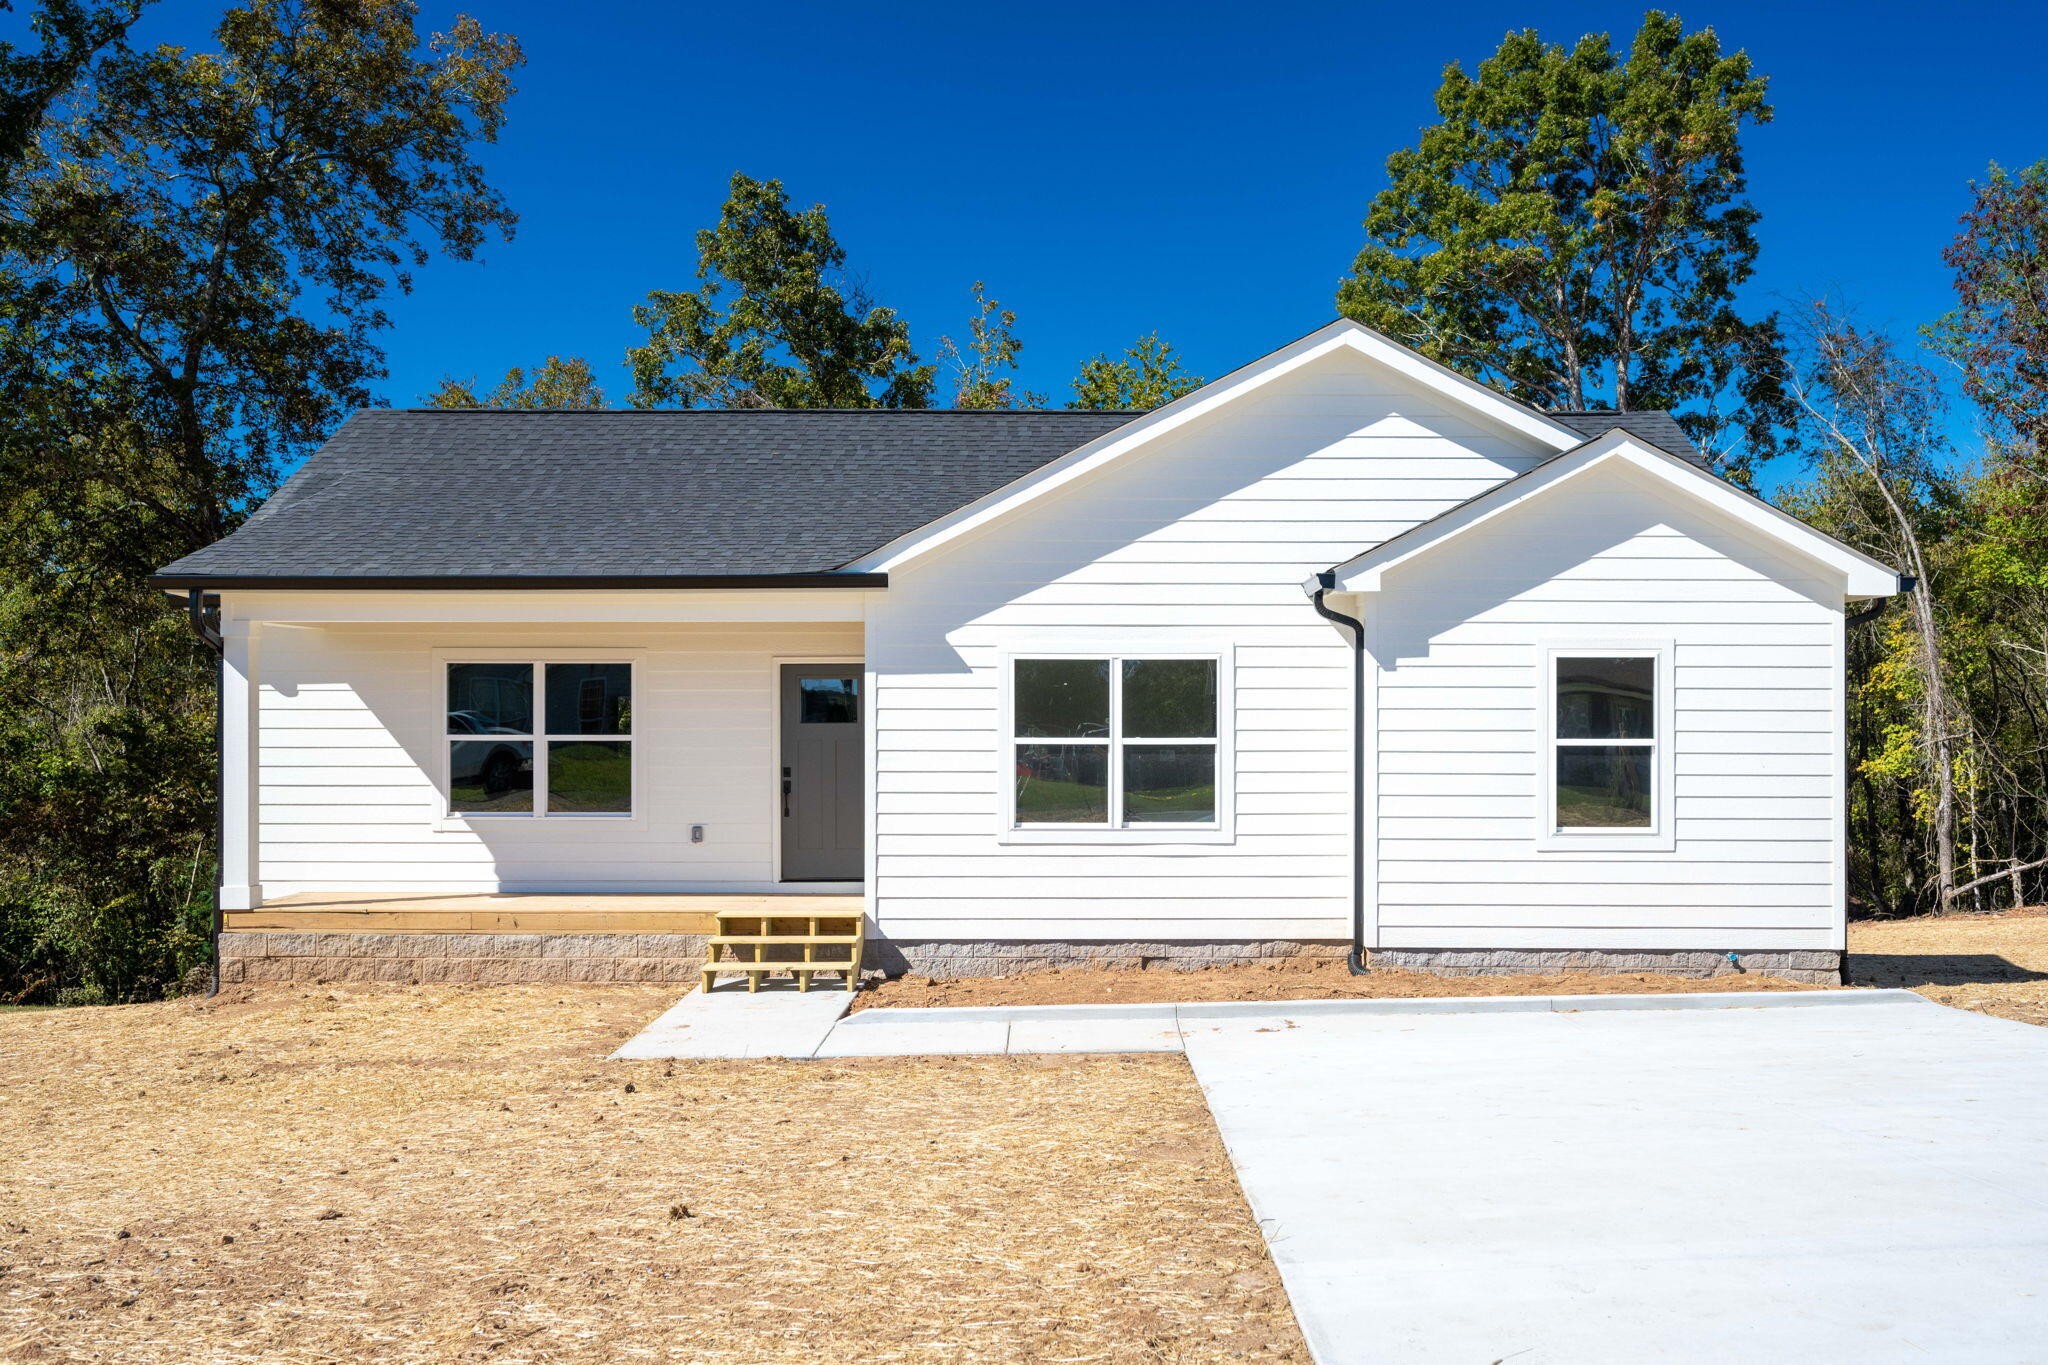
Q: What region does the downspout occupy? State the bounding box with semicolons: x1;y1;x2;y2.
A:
184;589;225;998
1306;571;1370;976
1836;573;1918;986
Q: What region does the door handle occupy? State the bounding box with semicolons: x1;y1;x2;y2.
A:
781;766;792;818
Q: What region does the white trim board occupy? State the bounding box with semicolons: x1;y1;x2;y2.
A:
1325;432;1904;600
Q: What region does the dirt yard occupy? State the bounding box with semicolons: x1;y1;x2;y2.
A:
1849;908;2048;1027
857;957;1818;1011
0;985;1304;1364
856;913;2048;1026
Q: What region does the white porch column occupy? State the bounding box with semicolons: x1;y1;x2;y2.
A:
218;618;261;911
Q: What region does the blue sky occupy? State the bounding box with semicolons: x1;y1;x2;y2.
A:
94;2;2048;480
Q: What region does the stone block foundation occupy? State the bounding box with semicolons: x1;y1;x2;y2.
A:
219;931;1841;987
869;938;1349;978
1366;946;1844;986
218;930;710;985
869;940;1840;984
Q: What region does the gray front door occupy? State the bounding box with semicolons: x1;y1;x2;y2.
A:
780;664;864;882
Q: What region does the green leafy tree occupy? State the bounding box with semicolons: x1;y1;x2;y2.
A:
628;173;932;409
1787;406;2048;917
1785;303;1963;908
0;0;522;1002
1929;160;2048;462
1069;333;1203;410
935;281;1044;408
9;0;522;542
0;0;140;186
1336;11;1789;475
427;355;607;408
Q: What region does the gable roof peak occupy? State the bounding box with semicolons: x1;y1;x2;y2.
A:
1324;430;1901;598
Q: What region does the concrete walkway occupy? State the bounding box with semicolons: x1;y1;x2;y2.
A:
609;982;852;1059
614;984;1919;1060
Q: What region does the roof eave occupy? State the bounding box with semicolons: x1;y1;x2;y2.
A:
148;572;889;593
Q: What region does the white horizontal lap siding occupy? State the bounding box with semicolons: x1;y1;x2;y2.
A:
1372;461;1844;952
254;620;860;896
868;351;1555;941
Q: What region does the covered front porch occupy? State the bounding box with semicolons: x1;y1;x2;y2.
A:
215;587;875;912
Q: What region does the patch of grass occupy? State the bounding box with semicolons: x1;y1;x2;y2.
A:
1125;781;1216;820
1555;784;1650;827
1014;775;1106;823
546;740;631;812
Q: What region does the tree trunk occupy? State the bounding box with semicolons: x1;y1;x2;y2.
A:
1613;309;1633;411
1911;582;1959;909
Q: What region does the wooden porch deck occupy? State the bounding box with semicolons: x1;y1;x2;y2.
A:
226;891;865;935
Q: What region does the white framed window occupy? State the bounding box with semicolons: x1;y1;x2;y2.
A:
1001;651;1233;844
444;660;635;818
1538;643;1673;850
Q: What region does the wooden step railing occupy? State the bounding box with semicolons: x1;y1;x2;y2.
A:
700;910;865;994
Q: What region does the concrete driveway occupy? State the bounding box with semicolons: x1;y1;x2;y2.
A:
1183;995;2048;1363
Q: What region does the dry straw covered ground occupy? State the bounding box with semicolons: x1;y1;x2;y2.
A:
0;985;1303;1364
858;959;1815;1011
1849;908;2048;1027
5;910;2044;1363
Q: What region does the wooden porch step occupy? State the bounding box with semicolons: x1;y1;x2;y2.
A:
699;907;866;994
713;911;861;925
709;934;861;946
699;959;859;994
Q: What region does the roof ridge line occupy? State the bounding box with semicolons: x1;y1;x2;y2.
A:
385;407;1150;416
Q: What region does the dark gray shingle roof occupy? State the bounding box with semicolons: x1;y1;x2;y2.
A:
1548;410;1708;467
154;408;1140;585
153;401;1715;587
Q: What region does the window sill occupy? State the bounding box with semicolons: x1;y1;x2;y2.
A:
998;825;1235;847
435;813;644;834
1535;827;1675;853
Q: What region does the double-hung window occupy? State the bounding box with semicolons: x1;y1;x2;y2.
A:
1010;656;1220;830
446;662;633;816
1547;652;1663;839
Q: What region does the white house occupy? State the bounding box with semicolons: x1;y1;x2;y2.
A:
154;321;1904;987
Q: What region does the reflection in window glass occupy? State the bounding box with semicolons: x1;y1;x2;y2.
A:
448;664;533;735
1123;744;1216;823
1122;659;1217;738
1556;746;1653;828
548;741;632;813
546;663;632;735
445;663;634;817
449;740;534;813
1015;659;1110;738
1010;656;1222;830
1557;657;1654;739
1015;744;1109;823
799;677;859;724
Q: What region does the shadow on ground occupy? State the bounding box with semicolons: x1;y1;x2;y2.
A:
1851;953;2048;988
